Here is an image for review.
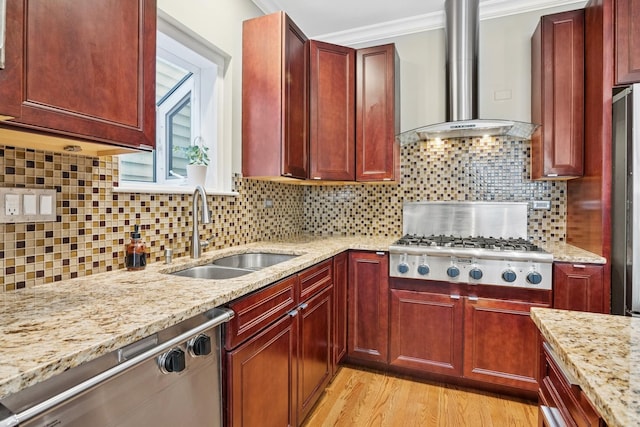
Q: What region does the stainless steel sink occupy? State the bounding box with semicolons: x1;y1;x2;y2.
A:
210;253;298;270
170;265;254;280
169;252;299;280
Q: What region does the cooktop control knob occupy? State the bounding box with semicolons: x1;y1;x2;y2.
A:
417;264;430;275
159;348;186;373
398;263;410;274
447;265;460;278
502;270;517;283
527;271;543;285
469;267;483;280
189;334;212;357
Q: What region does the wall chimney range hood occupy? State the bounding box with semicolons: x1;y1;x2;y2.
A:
399;0;537;143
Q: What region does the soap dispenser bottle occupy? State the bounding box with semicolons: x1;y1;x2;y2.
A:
125;225;147;270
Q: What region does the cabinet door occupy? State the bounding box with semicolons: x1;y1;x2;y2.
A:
242;12;308;179
0;0;23;119
553;263;606;313
463;297;548;392
333;252;348;370
615;0;640;85
0;0;156;149
389;289;463;376
348;251;389;363
297;285;333;423
356;44;399;182
309;41;355;181
531;10;584;179
226;314;297;427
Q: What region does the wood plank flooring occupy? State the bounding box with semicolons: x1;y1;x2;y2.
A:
303;367;538;427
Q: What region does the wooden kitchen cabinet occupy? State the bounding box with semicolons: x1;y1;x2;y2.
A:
615;0;640;85
0;0;156;152
389;289;463;376
333;252;348;370
538;342;605;427
531;9;584;179
242;12;309;179
348;251;389;364
309;41;356;181
553;263;606;313
224;258;335;427
464;297;548;393
226;314;297;427
356;44;400;182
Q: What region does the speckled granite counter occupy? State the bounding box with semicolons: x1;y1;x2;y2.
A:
541;242;606;264
0;236;395;400
531;308;638;427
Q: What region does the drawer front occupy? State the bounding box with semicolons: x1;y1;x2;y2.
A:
225;275;298;349
544;349;602;427
299;259;333;301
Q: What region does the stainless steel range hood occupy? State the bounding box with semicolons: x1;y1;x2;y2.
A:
399;0;537;143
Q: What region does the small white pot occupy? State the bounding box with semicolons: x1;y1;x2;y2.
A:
186;164;207;187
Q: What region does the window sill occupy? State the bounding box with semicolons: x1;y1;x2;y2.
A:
113;183;239;196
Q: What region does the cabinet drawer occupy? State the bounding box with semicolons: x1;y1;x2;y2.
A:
225;275;298;350
542;345;602;427
299;259;333;301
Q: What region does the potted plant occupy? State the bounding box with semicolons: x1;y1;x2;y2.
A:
175;137;209;186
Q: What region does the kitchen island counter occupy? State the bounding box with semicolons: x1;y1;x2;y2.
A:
0;236;394;399
531;307;639;427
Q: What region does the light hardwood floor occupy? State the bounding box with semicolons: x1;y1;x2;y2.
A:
303;367;538;427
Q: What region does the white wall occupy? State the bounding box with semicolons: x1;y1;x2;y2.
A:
157;0;261;174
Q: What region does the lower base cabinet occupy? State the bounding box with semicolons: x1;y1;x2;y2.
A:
388;280;551;394
224;259;334;427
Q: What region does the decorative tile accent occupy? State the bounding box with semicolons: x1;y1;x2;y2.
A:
303;136;566;244
0;135;565;291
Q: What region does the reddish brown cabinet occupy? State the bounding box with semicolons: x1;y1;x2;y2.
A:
553;263;606;313
333;252;348;370
538;342;605;427
356;44;400;182
309;41;355;181
348;251;389;364
463;297;548;393
389;289;463;376
224;258;335;427
615;0;640;85
242;12;309;179
531;9;584;179
0;0;156;151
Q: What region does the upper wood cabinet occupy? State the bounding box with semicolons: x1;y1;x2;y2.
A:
242;12;309;180
531;9;584;180
553;262;606;313
356;44;400;182
615;0;640;85
309;40;356;181
0;0;156;154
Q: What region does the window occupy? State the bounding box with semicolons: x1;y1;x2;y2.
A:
118;13;231;193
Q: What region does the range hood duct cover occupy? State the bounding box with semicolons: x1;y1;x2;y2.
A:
398;0;537;144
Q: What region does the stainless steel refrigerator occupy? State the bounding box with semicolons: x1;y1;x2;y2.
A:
611;83;640;316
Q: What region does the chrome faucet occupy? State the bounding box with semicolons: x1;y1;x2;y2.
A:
190;185;211;259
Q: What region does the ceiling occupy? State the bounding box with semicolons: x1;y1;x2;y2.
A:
250;0;586;45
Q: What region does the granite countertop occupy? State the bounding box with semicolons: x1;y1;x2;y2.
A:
0;236;394;400
531;308;639;427
0;235;603;401
540;242;606;264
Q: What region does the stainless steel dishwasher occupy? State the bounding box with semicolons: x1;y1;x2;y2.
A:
0;307;233;427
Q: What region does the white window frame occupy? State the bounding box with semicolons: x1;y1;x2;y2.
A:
116;11;235;195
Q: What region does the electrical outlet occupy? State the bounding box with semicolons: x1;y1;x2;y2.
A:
5;194;20;216
264;199;274;208
532;200;551;210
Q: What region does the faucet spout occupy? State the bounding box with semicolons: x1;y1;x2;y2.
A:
190;185;211;259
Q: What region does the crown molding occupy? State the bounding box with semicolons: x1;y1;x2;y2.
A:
251;0;586;46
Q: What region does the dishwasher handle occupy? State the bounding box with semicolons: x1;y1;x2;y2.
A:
0;307;234;427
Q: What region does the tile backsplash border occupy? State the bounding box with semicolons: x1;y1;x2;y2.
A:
0;135;565;290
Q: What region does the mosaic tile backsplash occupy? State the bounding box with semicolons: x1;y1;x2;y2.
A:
0;135;565;290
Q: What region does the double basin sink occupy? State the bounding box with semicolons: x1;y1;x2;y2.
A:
171;253;299;280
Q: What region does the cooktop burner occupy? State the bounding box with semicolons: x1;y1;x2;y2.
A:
394;234;546;252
